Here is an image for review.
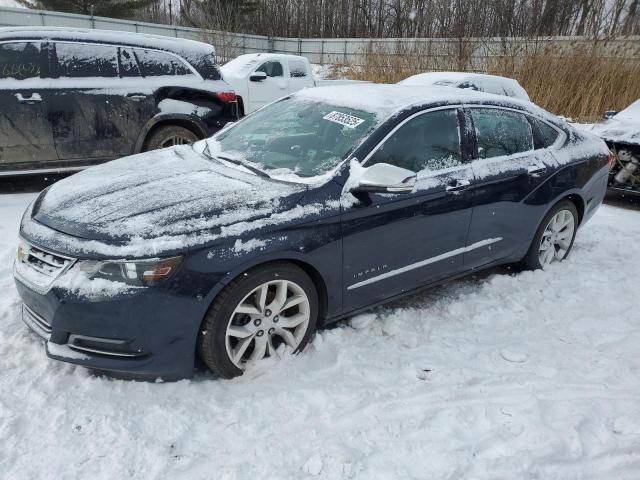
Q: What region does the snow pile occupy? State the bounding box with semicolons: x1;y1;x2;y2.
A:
592;99;640;144
2;193;640;478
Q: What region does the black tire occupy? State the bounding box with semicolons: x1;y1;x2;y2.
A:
197;262;319;379
523;199;579;270
143;125;199;151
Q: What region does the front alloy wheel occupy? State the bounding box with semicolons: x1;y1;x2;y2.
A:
225;280;311;367
198;263;318;378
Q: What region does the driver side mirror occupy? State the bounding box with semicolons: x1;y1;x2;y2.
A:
250;71;268;82
352;163;416;194
603;110;618;120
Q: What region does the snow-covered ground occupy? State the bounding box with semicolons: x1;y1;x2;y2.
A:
1;193;640;479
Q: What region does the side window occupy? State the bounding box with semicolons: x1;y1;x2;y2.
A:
0;42;41;79
256;61;283;78
118;48;140;78
471;108;534;159
134;49;193;76
56;42;118;78
529;116;560;149
289;60;308;78
368;109;463;173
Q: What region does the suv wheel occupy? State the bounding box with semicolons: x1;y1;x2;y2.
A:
144;125;198;151
197;263;319;378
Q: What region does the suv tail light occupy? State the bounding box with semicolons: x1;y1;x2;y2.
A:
607;150;615;170
216;91;237;103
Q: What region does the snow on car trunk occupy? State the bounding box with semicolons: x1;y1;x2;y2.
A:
1;193;640;478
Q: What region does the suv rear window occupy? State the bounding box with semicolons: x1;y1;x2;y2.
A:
0;42;41;79
190;53;222;80
56;42;118;78
133;49;193;77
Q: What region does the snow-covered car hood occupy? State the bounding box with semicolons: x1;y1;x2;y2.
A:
592;99;640;145
25;145;307;256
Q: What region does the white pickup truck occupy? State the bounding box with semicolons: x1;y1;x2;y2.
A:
221;53;364;115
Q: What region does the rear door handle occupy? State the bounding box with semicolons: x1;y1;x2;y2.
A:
445;179;471;194
527;165;547;177
15;92;42;103
126;94;147;101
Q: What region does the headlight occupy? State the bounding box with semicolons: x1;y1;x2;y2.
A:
77;256;182;287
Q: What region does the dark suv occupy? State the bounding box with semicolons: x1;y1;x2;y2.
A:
0;27;238;175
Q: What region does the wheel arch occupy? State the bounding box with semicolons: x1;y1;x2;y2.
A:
134;114;208;153
204;256;331;328
564;193;585;225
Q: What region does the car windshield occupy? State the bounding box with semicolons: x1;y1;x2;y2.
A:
210;97;378;178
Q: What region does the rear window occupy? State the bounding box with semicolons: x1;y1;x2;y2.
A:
0;42;41;79
133;48;193;77
56;42;118;78
471;108;534;159
190;53;222;80
529;116;560;148
289;60;308;78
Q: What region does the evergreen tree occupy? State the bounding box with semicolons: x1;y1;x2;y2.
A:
16;0;158;19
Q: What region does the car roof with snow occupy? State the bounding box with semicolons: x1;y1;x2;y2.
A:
293;83;550;123
0;26;215;58
592;98;640;145
398;71;530;101
221;53;308;77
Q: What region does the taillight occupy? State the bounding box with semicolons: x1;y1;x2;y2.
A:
607;150;615;170
216;91;237;103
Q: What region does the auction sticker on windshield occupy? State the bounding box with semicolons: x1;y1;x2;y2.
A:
323;111;365;129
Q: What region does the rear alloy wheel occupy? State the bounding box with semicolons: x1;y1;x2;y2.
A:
524;200;578;270
144;125;199;151
197;263;318;378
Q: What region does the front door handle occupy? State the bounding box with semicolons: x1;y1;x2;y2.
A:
15;92;42;103
527;165;547;177
445;179;471;194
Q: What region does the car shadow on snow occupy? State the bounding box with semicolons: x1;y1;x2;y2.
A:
0;173;73;194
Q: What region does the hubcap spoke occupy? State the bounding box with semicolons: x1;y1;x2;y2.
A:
227;324;255;338
256;284;269;312
278;312;307;329
280;294;306;312
276;327;297;348
232;335;255;364
249;334;268;361
269;280;288;312
235;303;261;315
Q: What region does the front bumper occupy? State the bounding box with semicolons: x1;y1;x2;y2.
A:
15;273;209;381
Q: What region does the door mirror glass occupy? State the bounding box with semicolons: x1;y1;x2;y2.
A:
250;71;268;82
352;163;416;194
603;110;618;120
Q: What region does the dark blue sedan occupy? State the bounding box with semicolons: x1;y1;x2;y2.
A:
14;84;611;380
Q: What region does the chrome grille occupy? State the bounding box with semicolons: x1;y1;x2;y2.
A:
22;304;52;340
14;240;75;294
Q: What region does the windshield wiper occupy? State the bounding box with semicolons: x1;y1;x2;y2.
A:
202;144;271;179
